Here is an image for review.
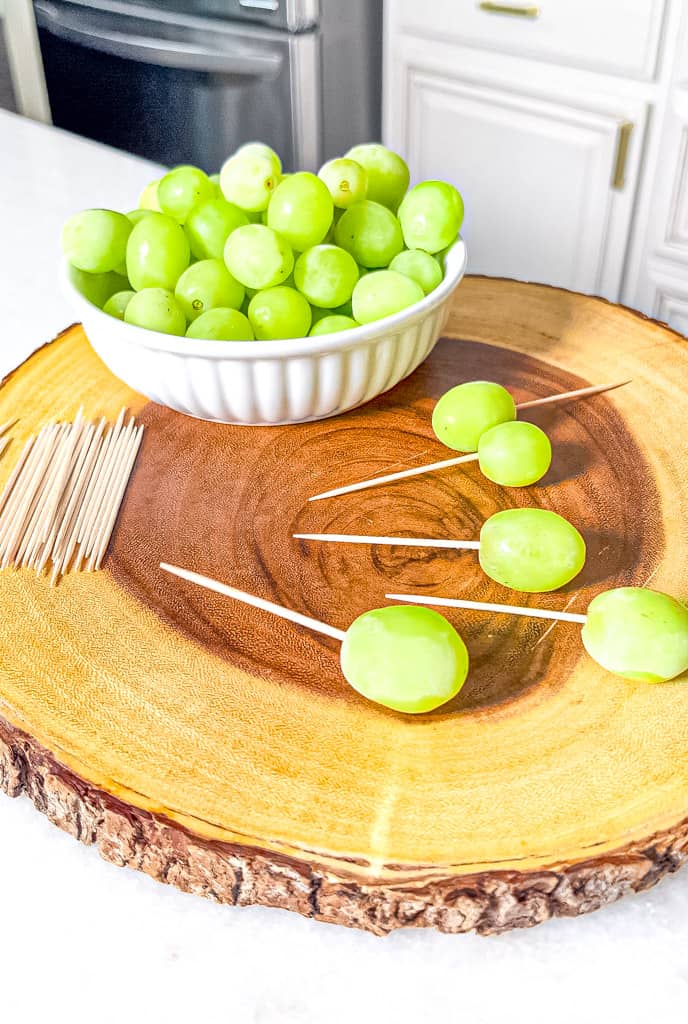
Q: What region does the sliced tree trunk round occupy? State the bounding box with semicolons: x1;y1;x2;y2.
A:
1;277;687;935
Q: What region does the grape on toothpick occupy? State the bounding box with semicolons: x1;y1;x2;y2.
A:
308;379;631;501
295;507;586;593
478;420;552;487
160;563;468;713
432;381;517;452
385;587;688;684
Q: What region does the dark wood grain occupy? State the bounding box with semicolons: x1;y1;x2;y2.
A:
110;338;661;713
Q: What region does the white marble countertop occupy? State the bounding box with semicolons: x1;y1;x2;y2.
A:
2;109;688;1023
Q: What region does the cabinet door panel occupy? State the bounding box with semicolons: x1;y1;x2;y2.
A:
408;73;618;293
387;52;645;299
634;264;688;337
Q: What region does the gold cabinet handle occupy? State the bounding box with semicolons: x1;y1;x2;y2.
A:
478;2;540;17
612;122;633;190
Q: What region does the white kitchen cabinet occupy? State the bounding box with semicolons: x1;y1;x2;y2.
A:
400;64;644;297
384;0;688;333
622;19;688;333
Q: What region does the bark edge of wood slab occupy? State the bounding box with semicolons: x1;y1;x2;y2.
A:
3;714;688;936
1;276;687;936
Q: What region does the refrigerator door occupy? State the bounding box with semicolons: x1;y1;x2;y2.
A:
34;0;321;171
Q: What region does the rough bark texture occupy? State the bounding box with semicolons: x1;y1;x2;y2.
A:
3;713;688;937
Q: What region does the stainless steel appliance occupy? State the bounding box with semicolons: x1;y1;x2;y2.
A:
33;0;382;171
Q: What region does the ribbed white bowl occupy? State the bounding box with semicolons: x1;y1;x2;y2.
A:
62;240;467;425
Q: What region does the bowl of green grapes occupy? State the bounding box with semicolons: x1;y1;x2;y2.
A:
61;143;467;425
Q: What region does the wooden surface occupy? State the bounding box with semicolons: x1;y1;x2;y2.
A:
1;277;687;935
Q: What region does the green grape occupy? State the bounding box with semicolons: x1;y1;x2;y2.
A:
138;179;162;211
125;212;190;291
389;249;443;295
126;208;156;227
479;508;586;593
344;144;410;212
223;224;293;290
351;269;423;324
66;265;130;308
432;381;517;452
334;200;403;267
247;286;312;340
158;166;215;224
582;588;688;683
102;290;135;321
174;259;244;322
293;244;359;308
62;209;132;274
245;210;264;224
267;172;333;251
309;315;358;336
340;605;468;713
220;154;279;212
398;181;464;254
124;288;186;335
477;420;552;487
184;198;248;260
186;307;254;341
318;158;368;208
234;142;282;176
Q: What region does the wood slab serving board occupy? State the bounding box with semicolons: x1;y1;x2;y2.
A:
1;277;687;936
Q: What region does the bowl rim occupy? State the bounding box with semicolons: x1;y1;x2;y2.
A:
60;240;467;360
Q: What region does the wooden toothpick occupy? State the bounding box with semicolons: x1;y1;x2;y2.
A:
295;532;481;550
385;592;587;624
309;380;631;502
0;408;142;582
160;563;347;642
0;418;17;437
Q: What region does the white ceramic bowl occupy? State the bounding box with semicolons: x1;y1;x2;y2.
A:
62;240;467;425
